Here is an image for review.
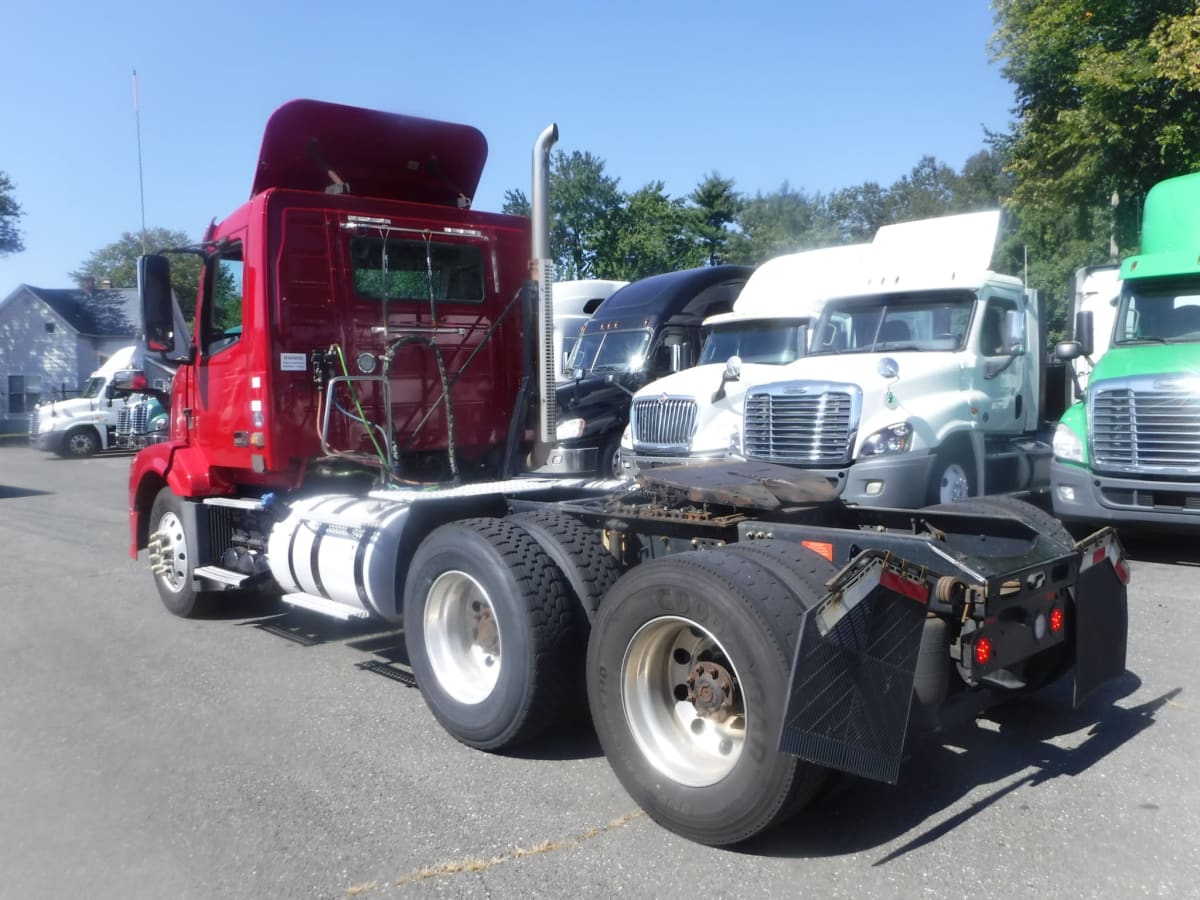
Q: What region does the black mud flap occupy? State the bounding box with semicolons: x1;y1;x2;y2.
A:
1073;531;1129;707
779;554;929;784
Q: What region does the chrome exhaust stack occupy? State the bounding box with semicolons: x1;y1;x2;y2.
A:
529;123;558;465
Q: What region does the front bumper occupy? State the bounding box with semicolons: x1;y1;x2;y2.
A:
1051;460;1200;528
535;444;599;476
31;430;64;452
622;448;730;477
773;451;937;508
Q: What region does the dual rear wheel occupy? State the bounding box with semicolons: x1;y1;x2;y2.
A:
404;518;835;845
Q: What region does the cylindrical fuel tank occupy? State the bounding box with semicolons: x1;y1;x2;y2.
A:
267;494;412;620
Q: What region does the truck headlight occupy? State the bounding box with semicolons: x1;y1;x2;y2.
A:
556;418;587;441
620;424;632;450
1052;422;1085;462
859;422;912;457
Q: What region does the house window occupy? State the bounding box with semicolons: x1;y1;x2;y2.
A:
6;375;43;415
44;322;55;334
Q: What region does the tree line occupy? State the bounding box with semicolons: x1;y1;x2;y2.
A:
4;0;1198;338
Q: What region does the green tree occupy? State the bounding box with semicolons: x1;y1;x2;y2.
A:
888;156;961;221
689;173;741;266
992;0;1200;252
602;182;704;281
0;170;24;256
504;150;624;280
70;228;202;321
726;183;837;264
826;181;891;243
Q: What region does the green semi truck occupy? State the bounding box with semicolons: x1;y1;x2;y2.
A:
1052;171;1200;529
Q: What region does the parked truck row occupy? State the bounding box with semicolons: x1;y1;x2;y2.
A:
123;99;1129;846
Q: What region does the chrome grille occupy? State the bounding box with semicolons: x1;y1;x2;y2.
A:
116;406;132;439
1091;379;1200;474
27;411;38;436
631;397;698;451
743;387;857;466
132;401;150;435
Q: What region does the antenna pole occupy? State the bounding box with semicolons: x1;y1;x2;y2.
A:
132;69;147;255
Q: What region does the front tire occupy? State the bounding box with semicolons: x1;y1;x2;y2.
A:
587;548;827;846
927;445;976;504
58;427;100;458
403;518;577;751
148;487;208;617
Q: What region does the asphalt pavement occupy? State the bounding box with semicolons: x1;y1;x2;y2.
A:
0;446;1196;899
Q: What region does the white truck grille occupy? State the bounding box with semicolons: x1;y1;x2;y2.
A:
743;383;859;466
631;397;698;451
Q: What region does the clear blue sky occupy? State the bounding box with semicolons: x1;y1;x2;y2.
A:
0;0;1014;291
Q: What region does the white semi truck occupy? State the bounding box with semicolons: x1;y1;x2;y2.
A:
29;345;143;457
628;211;1064;508
619;244;866;474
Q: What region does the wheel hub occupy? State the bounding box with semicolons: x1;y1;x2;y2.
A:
424;570;502;705
688;661;736;720
621;616;747;787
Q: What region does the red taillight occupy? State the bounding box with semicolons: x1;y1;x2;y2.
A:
1049;606;1065;633
974;636;993;667
131;372;148;390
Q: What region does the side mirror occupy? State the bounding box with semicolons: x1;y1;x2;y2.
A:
1054;340;1082;361
1074;310;1095;357
723;355;743;382
1003;309;1027;355
139;255;174;352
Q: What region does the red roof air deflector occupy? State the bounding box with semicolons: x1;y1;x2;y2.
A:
251;99;489;206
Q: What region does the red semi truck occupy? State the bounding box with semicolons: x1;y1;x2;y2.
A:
128;99;1130;846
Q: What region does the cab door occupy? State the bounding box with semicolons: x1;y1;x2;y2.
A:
191;233;252;469
975;292;1025;434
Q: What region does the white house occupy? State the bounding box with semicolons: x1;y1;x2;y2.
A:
0;281;140;435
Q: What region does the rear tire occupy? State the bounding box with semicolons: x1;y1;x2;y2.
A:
507;510;621;622
403;518;577;751
587;548;827;846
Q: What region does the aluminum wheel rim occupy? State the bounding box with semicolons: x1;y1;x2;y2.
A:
68;432;94;455
157;511;189;592
938;463;970;503
424;570;501;705
621;616;746;787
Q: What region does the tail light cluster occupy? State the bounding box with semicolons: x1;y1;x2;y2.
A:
965;599;1068;677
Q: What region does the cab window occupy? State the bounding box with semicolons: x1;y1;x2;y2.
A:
201;243;244;356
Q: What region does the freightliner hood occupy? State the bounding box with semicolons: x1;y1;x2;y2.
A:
1088;342;1200;383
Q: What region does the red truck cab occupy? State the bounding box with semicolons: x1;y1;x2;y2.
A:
130;100;534;551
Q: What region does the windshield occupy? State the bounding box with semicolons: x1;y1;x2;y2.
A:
568;329;652;375
809;290;975;355
700;320;806;365
80;377;105;400
1114;278;1200;344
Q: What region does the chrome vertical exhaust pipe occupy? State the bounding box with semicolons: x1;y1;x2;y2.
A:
530;123;558;459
